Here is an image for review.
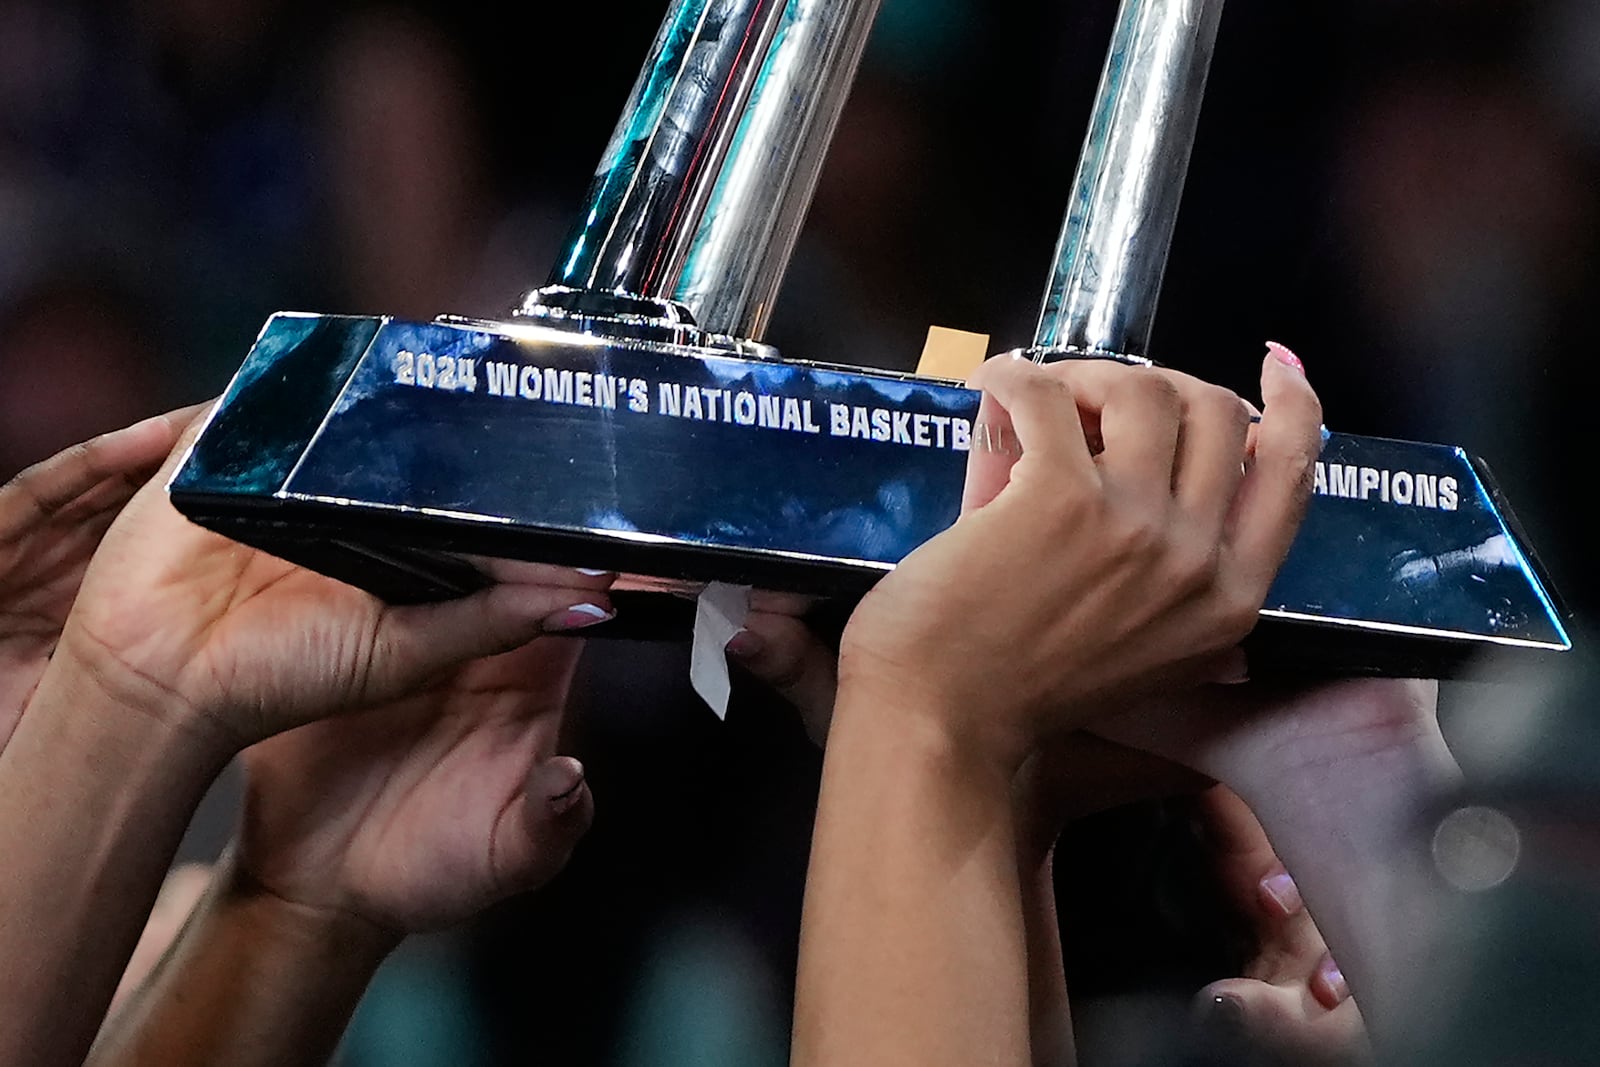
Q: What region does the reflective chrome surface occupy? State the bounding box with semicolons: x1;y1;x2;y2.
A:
171;311;1571;670
673;0;882;339
504;287;707;346
1034;0;1226;358
550;0;787;298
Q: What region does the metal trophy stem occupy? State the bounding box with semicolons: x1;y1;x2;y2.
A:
538;0;880;348
674;0;882;340
547;0;788;301
1034;0;1226;360
1018;0;1568;674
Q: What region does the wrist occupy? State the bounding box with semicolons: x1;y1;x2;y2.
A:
1235;724;1459;835
24;641;237;792
1235;738;1457;1047
219;851;402;975
47;627;243;771
835;653;1032;776
829;676;1022;802
1206;681;1459;827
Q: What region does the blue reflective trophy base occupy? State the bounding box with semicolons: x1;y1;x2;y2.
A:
168;309;1570;677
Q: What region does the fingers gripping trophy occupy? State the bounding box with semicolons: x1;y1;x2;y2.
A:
169;0;1569;678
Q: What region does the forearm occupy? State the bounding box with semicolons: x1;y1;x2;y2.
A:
0;658;233;1067
1237;732;1461;1045
793;692;1032;1067
90;849;396;1067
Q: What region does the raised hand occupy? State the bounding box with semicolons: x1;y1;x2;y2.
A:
835;347;1321;764
49;417;617;751
2;409;616;1067
794;350;1323;1067
0;405;204;747
236;637;595;934
735;597;1207;1067
1192;786;1369;1067
91;638;597;1067
1098;676;1454;1045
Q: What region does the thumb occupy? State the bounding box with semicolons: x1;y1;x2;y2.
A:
1193;977;1366;1067
361;575;615;705
498;756;596;893
1;401;210;536
1227;343;1322;589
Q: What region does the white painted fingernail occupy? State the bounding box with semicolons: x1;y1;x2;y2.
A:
544;603;615;632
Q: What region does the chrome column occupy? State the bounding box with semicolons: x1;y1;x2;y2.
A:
1034;0;1227;359
550;0;788;299
672;0;883;340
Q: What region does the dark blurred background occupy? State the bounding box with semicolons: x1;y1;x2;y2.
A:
2;0;1594;1063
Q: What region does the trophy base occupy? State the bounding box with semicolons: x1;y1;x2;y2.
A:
169;311;1570;677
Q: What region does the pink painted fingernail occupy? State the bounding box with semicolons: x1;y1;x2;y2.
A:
1259;869;1304;917
577;568;613;577
1266;341;1305;375
1318;956;1350;1005
544;603;614;632
725;629;764;659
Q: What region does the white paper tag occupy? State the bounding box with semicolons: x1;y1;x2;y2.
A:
690;582;752;719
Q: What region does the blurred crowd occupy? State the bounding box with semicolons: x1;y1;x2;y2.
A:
2;0;1596;1064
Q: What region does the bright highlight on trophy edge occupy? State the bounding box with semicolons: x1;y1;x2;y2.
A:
167;0;1571;679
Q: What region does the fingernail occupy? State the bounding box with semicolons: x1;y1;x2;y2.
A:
1259;869;1304;917
1266;341;1305;375
577;568;612;577
544;603;614;632
545;763;587;815
725;629;764;659
1213;647;1250;686
1203;993;1246;1037
1318;956;1350;1005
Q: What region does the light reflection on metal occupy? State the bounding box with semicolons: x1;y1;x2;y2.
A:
673;0;882;340
551;0;788;299
1034;0;1227;358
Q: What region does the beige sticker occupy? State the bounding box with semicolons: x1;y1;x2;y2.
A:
916;326;990;381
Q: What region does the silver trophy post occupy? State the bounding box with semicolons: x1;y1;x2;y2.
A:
545;0;786;301
673;0;883;340
535;0;880;345
1034;0;1227;361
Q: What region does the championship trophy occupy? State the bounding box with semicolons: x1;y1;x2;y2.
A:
169;0;1570;677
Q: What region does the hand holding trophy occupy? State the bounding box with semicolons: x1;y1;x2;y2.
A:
168;0;1568;677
